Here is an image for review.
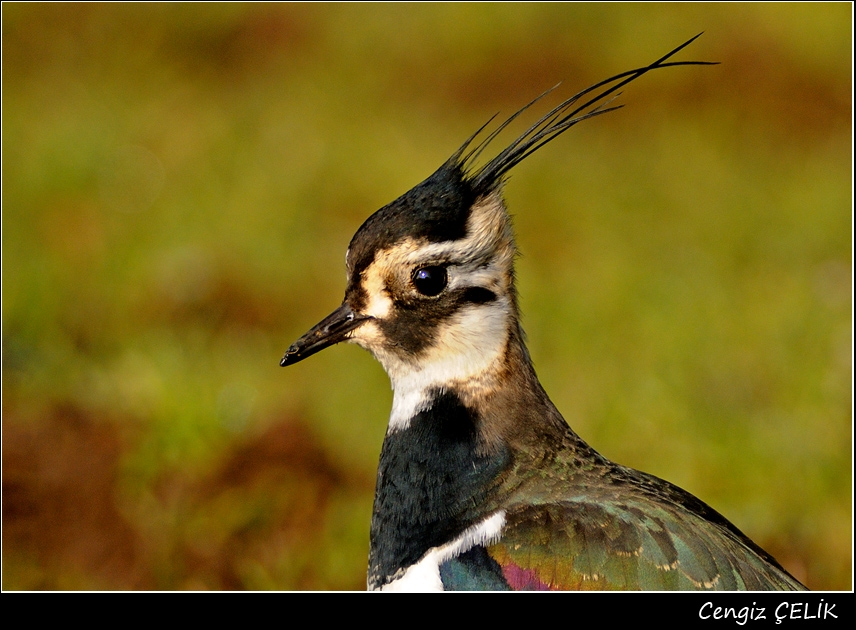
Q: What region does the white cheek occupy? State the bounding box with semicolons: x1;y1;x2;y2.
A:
386;299;510;431
430;302;508;376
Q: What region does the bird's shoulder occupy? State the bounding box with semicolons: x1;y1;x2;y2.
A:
441;462;805;591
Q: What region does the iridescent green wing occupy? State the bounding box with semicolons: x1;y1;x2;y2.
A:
484;497;804;591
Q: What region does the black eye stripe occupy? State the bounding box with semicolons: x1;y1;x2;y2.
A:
460;287;496;304
410;263;497;306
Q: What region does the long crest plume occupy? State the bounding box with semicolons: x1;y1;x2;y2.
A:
458;33;717;196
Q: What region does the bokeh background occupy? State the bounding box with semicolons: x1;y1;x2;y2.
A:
2;4;851;590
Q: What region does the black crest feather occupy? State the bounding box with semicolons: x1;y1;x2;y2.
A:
459;33;717;196
346;34;715;278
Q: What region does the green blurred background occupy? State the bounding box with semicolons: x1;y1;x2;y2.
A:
2;4;851;590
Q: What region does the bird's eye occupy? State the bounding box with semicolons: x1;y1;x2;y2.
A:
412;265;448;297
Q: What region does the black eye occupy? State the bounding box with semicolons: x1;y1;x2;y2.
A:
412;265;448;297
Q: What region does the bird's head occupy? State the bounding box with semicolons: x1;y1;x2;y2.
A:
280;150;518;387
281;34;713;398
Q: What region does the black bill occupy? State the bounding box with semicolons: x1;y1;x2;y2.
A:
280;303;371;366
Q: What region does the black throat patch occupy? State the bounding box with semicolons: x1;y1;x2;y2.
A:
367;390;511;589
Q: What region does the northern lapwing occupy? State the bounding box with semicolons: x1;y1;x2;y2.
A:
280;34;806;591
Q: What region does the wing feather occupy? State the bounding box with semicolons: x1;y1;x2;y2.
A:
483;494;803;590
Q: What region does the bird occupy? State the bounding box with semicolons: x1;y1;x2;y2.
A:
279;34;807;591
